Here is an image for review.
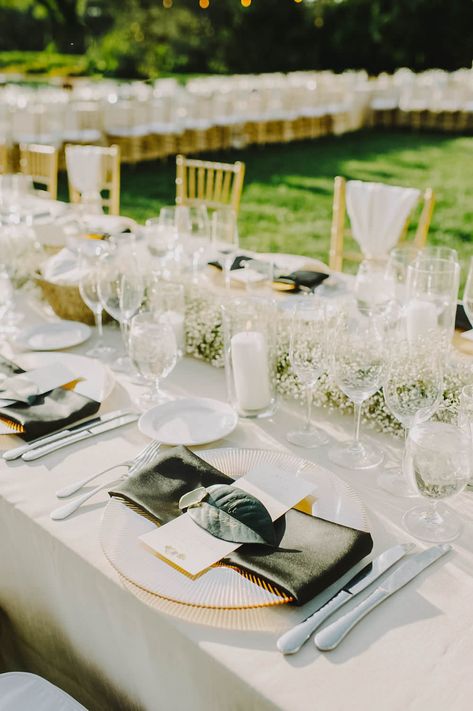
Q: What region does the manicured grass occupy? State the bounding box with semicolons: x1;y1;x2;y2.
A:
60;130;473;272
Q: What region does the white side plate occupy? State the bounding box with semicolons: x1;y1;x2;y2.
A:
18;322;91;351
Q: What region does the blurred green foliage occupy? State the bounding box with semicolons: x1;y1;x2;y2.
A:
0;0;471;78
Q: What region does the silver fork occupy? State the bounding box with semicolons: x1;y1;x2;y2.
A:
55;441;161;498
50;440;162;521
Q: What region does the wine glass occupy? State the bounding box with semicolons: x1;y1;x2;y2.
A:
211;207;239;289
98;244;144;372
403;422;471;542
177;205;210;280
128;312;178;410
385;245;419;305
147;279;185;356
78;254;114;359
354;259;395;316
328;304;386;469
463;256;473;328
287;297;329;448
379;338;443;496
144;217;178;259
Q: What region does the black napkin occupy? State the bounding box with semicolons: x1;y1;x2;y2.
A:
0;355;100;440
456;303;471;332
209;255;329;292
110;446;373;606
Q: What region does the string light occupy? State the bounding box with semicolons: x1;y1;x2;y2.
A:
162;0;172;7
241;0;252;7
199;0;210;8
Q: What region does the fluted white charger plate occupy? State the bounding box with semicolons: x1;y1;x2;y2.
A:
101;448;368;610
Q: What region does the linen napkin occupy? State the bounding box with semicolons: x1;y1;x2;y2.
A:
109;446;373;606
210;255;329;292
0;356;99;440
65;145;103;212
346;180;420;259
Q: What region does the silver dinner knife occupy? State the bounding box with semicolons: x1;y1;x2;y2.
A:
21;413;139;461
276;543;412;655
3;409;135;461
314;543;451;651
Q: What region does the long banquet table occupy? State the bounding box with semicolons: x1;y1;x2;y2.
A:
1;289;473;711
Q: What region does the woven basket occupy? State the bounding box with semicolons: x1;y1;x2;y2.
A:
35;276;99;325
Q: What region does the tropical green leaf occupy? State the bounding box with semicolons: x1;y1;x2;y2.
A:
181;484;276;547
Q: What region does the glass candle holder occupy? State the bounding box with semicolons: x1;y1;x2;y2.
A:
221;297;277;418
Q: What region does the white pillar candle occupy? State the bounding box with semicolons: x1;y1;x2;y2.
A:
230;330;272;411
159;310;185;352
405;299;438;343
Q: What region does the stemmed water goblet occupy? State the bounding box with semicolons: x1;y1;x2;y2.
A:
385;245;419;305
403;421;471;542
287;297;329;448
128;312;178;410
97;243;144;372
354;259;395;316
177;205;211;280
378;337;444;497
328;303;386;469
211;207;239;290
78;252;114;360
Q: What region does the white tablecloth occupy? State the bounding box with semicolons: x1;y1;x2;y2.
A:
0;295;473;711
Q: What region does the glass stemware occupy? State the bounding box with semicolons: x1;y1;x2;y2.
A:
98;244;144;372
147;279;185;356
463;256;473;328
177;205;211;280
403;422;471;542
458;384;473;486
78;254;114;359
378;339;443;497
354;259;395;316
328;304;386;469
211;207;239;289
385;245;419;305
128;312;178;410
287;298;329;448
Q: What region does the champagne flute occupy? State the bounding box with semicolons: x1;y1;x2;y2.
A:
328;304;386;469
403;422;471;542
211;207;239;289
287;297;328;448
379;338;443;497
129;312;178;410
463;256;473;328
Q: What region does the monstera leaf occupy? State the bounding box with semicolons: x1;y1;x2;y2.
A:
179;484;276;546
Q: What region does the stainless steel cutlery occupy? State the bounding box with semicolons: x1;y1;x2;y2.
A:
277;543;412;655
3;409;136;462
50;439;162;521
314;544;451;651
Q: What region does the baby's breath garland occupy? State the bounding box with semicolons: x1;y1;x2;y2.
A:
183;285;473;437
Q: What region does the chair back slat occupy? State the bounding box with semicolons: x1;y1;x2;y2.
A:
19;143;58;200
175;154;245;214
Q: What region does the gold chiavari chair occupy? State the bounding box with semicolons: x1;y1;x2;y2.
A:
19;143;58;200
65;144;121;215
175;154;245;214
0;143;9;173
329;176;435;272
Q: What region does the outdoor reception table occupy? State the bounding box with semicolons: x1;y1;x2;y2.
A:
0;290;473;711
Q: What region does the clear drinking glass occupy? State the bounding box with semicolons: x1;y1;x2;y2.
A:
328;304;386;469
177;205;211;280
147;279;185;356
98;245;144;372
354;259;395;316
458;384;473;485
463;256;473;328
379;339;443;496
406;256;460;348
78;255;114;359
144;217;178;259
211;207;239;289
128;313;178;410
403;422;471;542
287;298;329;447
385;245;419;305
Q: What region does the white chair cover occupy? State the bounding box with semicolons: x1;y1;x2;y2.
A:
346;180;420;259
0;672;86;711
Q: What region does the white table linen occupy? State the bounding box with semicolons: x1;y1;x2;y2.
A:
346;180;420;259
0;294;472;711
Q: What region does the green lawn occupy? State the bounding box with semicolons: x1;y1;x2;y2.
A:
60;130;473;271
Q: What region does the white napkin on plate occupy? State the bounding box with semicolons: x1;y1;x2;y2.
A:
41;248;87;285
346;181;420;259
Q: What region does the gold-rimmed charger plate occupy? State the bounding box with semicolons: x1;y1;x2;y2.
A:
101;448;368;612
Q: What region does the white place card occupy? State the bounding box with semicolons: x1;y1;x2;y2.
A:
139;464;316;577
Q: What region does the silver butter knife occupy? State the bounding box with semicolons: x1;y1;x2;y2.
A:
3;409;135;461
277;543;412;655
21;413;139;461
314;543;451;651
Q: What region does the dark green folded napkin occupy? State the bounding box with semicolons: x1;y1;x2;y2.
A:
109;446;373;606
0;355;100;440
